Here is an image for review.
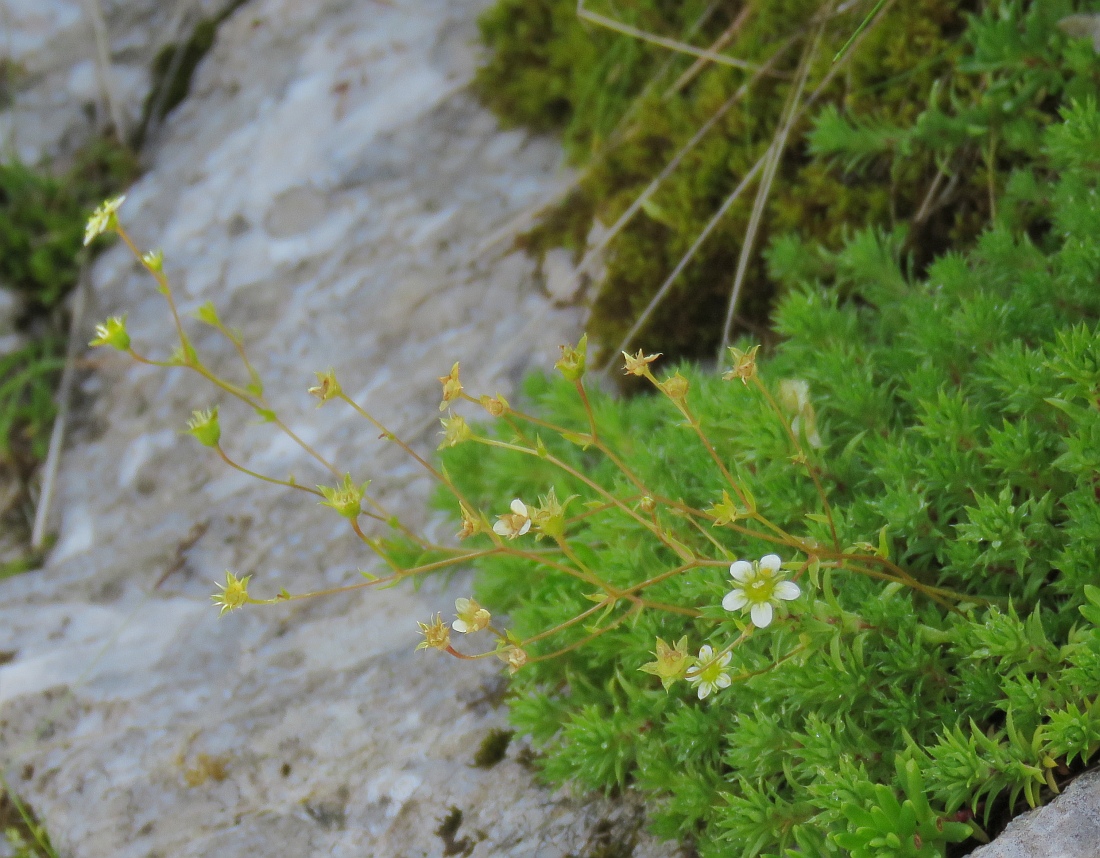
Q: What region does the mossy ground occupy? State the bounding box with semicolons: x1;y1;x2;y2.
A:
475;0;1099;365
0;135;139;563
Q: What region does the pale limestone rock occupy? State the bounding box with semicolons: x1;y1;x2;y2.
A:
0;1;691;856
0;0;230;162
967;771;1100;858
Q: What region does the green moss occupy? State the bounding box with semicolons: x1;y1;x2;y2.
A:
134;0;249;147
0;134;139;542
435;807;474;856
472;727;514;768
0;785;55;858
0;137;139;313
475;0;1100;364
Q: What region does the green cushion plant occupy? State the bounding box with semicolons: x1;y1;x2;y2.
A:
437;100;1100;855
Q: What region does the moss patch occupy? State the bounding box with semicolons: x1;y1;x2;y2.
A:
475;0;1100;364
134;0;250;147
472;727;514;768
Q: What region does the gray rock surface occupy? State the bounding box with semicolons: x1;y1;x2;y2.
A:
0;1;686;856
968;770;1100;858
0;0;231;162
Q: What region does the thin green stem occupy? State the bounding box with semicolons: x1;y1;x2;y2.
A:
215;444;323;496
752;375;839;549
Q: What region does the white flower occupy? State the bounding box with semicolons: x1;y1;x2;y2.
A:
722;554;801;628
685;645;732;699
452;597;490;634
83;195;126;246
493;499;532;539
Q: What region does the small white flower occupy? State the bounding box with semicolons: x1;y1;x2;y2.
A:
493;499;532;539
83;195;126;246
685;645;732;700
722;554;801;628
452;597;490;634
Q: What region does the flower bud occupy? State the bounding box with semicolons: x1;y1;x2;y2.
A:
723;344;760;385
186;407;221;448
141;249;164;272
318;474;370;519
416;614;451;651
83;195;126;246
479;393;509;417
438;413;472;449
658;372;690;405
89;315;131;351
438;362;463;411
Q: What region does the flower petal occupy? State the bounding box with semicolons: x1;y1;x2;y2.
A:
492;521;510;536
715;673;732;689
717;652;732;667
774;581;801;601
697;644;714;660
730;560;753;582
697;683;711;700
510;499;527;516
750;602;774;628
518;518;532;536
452;619;469;634
722;589;748;612
759;554;782;573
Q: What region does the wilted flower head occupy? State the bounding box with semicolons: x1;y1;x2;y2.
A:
493;499;532;539
640;636;692;691
453;598;491;634
438;362;463;411
212;570;250;615
723;344;760;385
622;349;661;377
456;504;482;540
497;644;528;674
84;195;125;246
685;645;732;699
89;315;130;351
722;554;801;628
416;614;451;651
308;369;342;405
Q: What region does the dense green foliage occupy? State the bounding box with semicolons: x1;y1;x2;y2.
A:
440;103;1100;856
475;0;1100;364
0;139;138;468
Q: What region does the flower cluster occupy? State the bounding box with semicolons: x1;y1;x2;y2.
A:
638;555;803;699
417;598;510;662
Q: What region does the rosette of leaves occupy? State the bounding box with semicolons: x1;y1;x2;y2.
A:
475;0;1100;365
440;102;1100;856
